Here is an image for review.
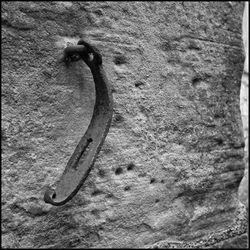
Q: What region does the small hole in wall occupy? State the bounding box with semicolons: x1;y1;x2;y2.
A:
150;178;156;184
216;138;223;145
161;180;164;183
114;55;127;65
91;190;103;196
114;114;125;123
87;138;93;143
127;163;135;171
135;81;144;88
192;77;202;87
124;186;130;191
155;199;160;203
52;193;56;199
115;167;123;175
91;209;99;215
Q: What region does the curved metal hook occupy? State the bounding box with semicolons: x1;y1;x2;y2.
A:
44;39;113;206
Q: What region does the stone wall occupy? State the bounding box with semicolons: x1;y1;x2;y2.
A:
1;2;248;248
239;1;249;209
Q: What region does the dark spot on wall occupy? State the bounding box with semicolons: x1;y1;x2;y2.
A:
192;77;202;87
150;178;156;184
161;180;164;183
224;162;245;173
115;167;123;175
10;203;23;213
114;55;127;65
173;125;178;131
113;114;125;123
124;186;130;191
155;199;160;203
92;190;103;196
230;141;245;149
91;209;99;215
93;9;103;16
122;7;129;13
135;81;144;87
214;110;225;118
98;169;105;177
215;137;223;145
225;179;241;190
127;163;135;171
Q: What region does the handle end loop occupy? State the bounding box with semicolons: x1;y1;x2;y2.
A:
44;188;57;205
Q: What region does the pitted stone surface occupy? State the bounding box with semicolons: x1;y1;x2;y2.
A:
1;1;247;248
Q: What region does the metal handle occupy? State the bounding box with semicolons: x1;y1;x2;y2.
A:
44;39;113;206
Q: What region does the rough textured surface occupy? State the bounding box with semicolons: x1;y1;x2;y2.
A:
239;1;249;211
1;1;247;248
147;202;247;248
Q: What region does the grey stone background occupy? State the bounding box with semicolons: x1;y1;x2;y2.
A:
1;1;248;248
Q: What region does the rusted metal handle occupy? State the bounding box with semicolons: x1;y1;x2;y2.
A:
44;39;113;206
